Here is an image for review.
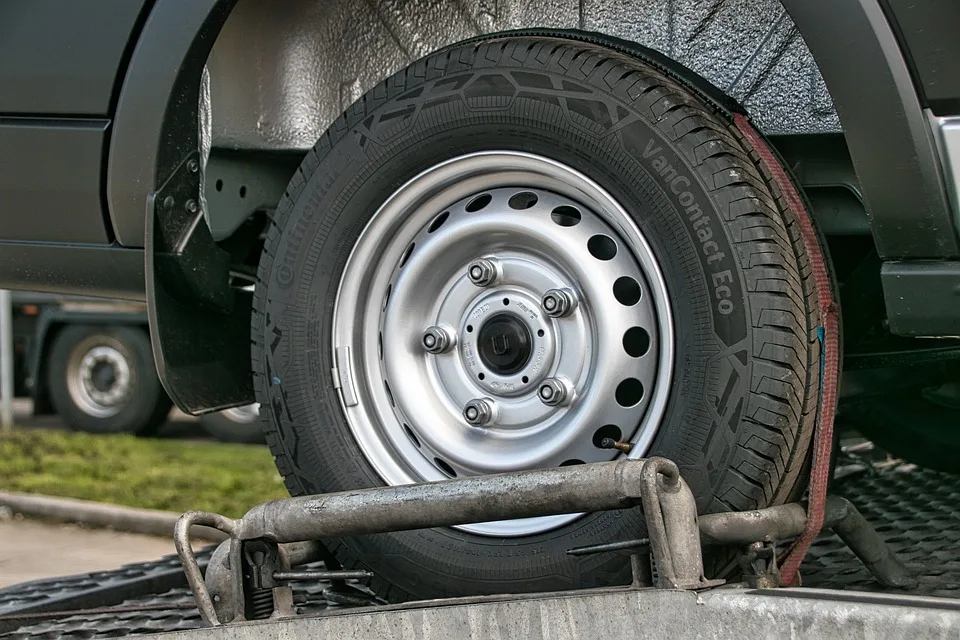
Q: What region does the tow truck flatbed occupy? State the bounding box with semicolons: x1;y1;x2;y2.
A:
1;449;958;639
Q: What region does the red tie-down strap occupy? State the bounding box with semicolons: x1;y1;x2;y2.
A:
733;113;841;586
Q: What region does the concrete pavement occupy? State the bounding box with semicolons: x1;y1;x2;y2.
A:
0;516;176;588
0;400;227;590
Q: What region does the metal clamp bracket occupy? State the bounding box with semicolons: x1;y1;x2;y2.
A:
174;457;717;627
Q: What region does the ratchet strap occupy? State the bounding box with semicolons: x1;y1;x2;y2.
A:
732;114;841;586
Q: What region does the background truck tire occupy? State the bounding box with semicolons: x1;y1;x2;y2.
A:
199;403;265;444
253;36;828;602
47;324;171;435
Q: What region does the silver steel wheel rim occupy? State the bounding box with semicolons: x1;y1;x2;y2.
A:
66;336;134;418
332;151;674;537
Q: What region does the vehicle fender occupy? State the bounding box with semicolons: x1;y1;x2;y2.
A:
106;0;237;248
780;0;958;259
107;0;956;258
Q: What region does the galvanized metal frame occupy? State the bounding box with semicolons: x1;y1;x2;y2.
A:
175;458;715;626
174;456;915;628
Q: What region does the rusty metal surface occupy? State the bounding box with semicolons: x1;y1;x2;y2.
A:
180;458;711;626
230;459;658;542
205;0;838;153
1;458;957;637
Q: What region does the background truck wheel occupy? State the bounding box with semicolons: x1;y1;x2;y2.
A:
199;403;265;444
47;324;171;435
253;36;830;602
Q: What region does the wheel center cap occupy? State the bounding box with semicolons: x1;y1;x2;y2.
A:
91;362;116;392
477;313;532;375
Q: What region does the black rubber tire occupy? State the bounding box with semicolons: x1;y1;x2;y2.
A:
47;324;172;435
843;389;960;474
253;36;826;602
199;405;266;444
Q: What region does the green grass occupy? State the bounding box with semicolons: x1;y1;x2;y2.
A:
0;428;289;518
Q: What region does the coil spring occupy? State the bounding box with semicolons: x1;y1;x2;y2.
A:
247;587;274;620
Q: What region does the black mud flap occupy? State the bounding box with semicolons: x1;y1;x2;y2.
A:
143;9;253;415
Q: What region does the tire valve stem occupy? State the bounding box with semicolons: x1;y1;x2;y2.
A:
600;437;632;453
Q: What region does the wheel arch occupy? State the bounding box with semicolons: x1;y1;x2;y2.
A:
106;0;952;250
107;0;953;412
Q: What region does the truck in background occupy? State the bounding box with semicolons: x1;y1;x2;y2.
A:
8;291;263;443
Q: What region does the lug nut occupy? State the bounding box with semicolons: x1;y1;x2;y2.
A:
541;288;577;318
463;398;495;426
421;325;455;354
538;377;572;407
467;258;499;287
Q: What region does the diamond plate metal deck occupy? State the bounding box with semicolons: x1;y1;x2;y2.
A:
1;454;957;638
804;465;960;597
0;549;213;635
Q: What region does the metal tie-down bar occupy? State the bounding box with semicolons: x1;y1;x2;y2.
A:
174;457;915;627
569;495;917;591
176;457;716;626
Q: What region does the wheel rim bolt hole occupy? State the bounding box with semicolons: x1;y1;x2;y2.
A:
623;327;650;358
508;191;539;210
403;424;420;448
434;458;457;477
